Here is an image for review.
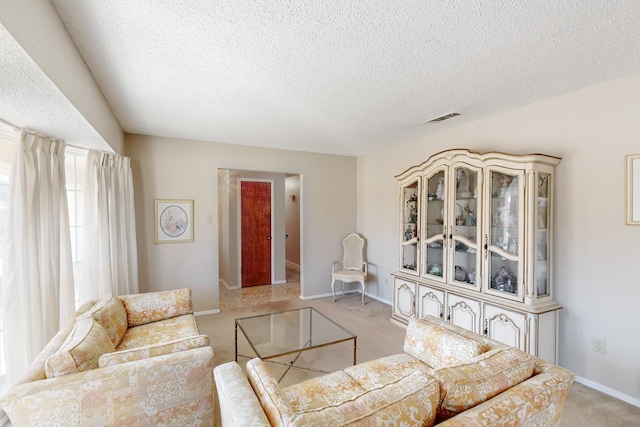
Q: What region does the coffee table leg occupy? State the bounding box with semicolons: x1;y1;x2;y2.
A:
353;337;357;365
235;321;238;362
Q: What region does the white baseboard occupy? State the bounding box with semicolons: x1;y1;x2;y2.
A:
300;289;392;306
220;279;240;290
574;375;640;408
286;260;300;270
273;280;287;285
195;309;220;316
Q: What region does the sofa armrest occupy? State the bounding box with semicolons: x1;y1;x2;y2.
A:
438;362;575;427
119;288;193;326
1;346;214;427
214;362;271;427
99;334;211;367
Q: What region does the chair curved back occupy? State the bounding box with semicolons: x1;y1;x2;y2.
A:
342;233;365;270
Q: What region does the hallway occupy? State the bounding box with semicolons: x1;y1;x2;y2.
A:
218;264;300;310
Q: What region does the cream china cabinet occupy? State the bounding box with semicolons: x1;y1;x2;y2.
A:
392;149;561;363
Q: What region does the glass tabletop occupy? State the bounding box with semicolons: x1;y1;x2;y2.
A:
235;307;356;360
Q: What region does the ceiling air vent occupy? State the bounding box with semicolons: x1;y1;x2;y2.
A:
425;112;460;123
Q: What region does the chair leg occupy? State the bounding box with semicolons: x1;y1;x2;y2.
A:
361;281;365;305
331;279;337;302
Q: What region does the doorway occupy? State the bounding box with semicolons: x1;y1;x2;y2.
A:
218;169;301;309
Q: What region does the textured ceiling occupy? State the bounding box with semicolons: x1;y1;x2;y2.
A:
0;23;107;151
8;1;640;155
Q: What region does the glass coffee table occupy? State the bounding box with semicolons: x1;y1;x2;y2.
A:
235;307;357;381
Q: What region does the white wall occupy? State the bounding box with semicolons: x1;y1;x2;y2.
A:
125;134;357;312
285;175;301;265
358;72;640;404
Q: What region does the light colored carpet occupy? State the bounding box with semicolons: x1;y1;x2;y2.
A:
197;292;640;426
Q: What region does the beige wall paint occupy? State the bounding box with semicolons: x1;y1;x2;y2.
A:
125;134;357;312
358;72;640;404
285;175;301;265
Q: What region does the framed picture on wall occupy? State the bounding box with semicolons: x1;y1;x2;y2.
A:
626;155;640;225
155;199;194;243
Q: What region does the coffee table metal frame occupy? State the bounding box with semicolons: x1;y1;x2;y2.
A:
235;307;357;380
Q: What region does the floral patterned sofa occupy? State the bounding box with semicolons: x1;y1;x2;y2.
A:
214;315;574;426
1;288;215;426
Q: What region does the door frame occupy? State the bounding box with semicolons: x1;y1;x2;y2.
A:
237;178;275;286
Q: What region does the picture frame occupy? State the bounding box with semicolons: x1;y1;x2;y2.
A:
155;199;194;243
626;155;640;225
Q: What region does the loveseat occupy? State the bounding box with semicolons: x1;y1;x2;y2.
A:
1;288;215;426
214;315;574;426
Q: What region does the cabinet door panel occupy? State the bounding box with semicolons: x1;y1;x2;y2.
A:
449;164;483;291
393;280;416;322
447;293;481;334
400;180;420;274
417;285;445;320
484;167;525;302
423;168;447;282
484;304;527;351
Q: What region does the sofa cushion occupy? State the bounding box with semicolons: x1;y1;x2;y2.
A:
120;288;193;327
98;335;210;367
343;353;431;390
284;371;366;413
247;357;438;427
432;347;535;421
116;313;199;351
403;317;487;368
44;316;115;378
82;293;128;347
287;370;438;427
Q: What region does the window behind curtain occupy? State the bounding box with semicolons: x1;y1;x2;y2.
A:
65;148;87;307
0;133;86;384
0;132;16;382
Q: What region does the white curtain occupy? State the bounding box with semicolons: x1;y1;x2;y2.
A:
82;150;138;301
1;131;75;385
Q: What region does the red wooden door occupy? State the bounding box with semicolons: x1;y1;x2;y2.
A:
241;181;272;287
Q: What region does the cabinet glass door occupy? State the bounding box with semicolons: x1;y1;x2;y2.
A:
400;180;419;274
450;166;481;289
536;173;550;297
485;168;524;300
423;169;446;281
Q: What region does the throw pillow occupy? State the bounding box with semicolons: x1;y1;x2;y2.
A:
44;316;115;378
403;317;487;368
120;288;193;327
82;293;129;347
433;347;535;421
